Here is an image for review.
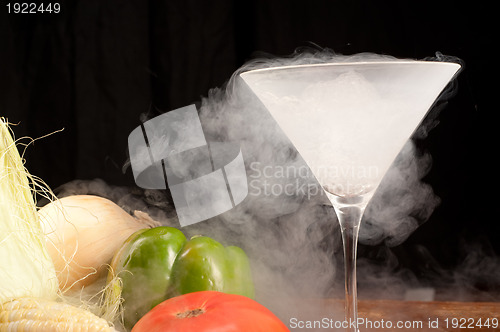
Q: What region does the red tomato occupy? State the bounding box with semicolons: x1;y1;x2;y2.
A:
132;291;290;332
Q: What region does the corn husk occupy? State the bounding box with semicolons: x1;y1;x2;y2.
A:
0;118;58;303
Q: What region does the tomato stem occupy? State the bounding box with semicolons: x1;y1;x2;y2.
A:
176;308;205;318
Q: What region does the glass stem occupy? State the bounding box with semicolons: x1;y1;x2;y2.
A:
335;204;364;332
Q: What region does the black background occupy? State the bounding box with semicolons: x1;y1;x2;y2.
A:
1;1;494;299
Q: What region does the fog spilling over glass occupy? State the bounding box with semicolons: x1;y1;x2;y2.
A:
240;60;460;331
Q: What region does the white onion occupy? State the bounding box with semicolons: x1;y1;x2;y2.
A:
38;195;161;291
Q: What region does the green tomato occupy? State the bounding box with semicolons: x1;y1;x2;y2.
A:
108;228;254;329
109;226;187;328
167;235;255;299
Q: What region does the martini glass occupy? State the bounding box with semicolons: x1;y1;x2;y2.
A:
240;60;460;331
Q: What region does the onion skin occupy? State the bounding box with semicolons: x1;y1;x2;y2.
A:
38;195;160;291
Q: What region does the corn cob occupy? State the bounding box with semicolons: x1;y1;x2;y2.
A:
0;297;116;332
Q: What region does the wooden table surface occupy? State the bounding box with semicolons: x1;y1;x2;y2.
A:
287;299;500;331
